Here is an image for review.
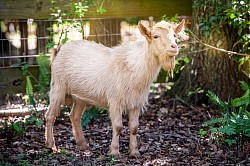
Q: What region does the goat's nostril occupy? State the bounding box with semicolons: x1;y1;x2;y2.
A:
171;44;177;48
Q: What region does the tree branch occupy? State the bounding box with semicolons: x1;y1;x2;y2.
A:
188;30;250;57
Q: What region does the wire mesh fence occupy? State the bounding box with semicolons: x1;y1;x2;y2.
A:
0;18;127;68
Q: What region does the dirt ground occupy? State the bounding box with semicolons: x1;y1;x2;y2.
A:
0;92;249;165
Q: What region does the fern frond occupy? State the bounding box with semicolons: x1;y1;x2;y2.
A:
26;76;33;97
36;55;51;94
81;107;100;127
202;117;226;127
231;97;250;108
207;90;229;113
240;81;249;91
26;76;36;107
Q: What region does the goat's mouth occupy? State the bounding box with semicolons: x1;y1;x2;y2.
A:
166;50;178;56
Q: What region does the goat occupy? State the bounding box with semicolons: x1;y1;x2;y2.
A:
45;19;185;157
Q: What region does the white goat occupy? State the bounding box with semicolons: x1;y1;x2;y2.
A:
45;19;185;156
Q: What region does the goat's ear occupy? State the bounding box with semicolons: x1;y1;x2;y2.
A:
174;19;185;34
138;21;151;41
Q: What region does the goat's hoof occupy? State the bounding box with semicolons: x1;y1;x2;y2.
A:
46;146;58;154
80;145;92;155
46;142;58;153
129;151;141;158
52;147;59;154
109;145;121;158
109;151;121;158
80;149;92;156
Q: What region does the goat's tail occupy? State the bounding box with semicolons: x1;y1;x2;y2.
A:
49;46;60;71
50;46;61;62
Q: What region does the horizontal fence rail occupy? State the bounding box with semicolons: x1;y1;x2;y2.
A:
0;18;128;68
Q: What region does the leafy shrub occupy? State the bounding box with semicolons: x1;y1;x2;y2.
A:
36;54;51;104
3;109;42;137
36;55;51;95
6;55;48;136
4;120;25;135
25;110;43;127
203;81;250;146
47;0;106;49
193;0;250;78
170;56;190;82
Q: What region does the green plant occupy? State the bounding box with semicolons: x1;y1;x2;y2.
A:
14;55;50;107
203;81;250;148
172;56;189;81
11;121;25;135
36;54;51;94
47;0;107;49
81;107;106;128
193;0;250;77
14;62;38;108
4;60;44;136
225;1;250;54
25;76;43;128
3;119;25;136
25;109;43;127
188;87;204;97
199;128;207;137
193;0;250;53
108;155;119;165
162;13;179;23
3;110;43;137
26;76;36;108
36;54;51;104
187;87;204;105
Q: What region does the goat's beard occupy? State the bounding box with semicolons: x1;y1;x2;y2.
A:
160;56;176;77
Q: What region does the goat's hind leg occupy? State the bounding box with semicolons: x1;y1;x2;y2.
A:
45;87;64;151
70;100;91;152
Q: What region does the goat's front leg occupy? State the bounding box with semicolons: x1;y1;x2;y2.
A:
128;109;140;156
69;100;90;152
109;107;123;156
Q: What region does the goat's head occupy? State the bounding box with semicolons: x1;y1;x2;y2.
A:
138;19;185;72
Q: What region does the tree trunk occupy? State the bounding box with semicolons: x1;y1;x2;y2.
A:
169;1;249;104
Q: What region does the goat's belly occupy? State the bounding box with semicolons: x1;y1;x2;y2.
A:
72;94;108;108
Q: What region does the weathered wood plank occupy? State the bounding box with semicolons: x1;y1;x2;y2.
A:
0;67;39;94
0;107;46;117
0;0;192;19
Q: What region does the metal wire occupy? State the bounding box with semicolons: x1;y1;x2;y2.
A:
0;18;123;68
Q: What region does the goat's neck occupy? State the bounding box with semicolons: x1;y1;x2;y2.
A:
133;42;161;87
146;44;161;78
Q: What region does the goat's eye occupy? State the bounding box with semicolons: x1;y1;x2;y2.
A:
154;35;159;39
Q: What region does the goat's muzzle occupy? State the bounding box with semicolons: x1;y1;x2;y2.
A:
166;44;178;56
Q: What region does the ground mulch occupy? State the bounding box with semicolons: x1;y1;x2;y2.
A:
0;93;249;165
